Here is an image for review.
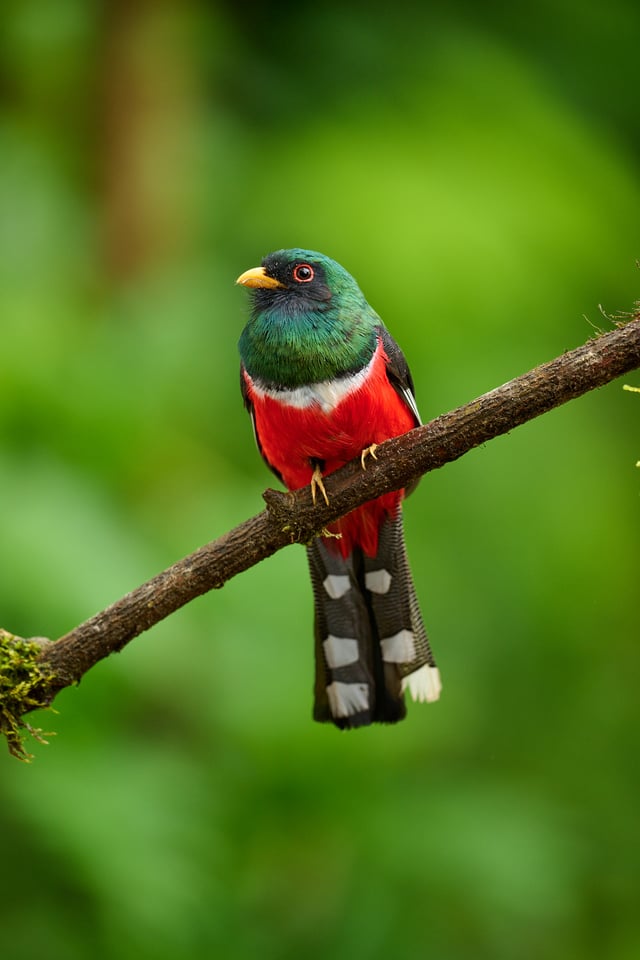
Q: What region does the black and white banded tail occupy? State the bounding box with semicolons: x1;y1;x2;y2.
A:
307;509;441;728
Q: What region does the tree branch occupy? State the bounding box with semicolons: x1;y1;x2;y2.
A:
2;310;639;753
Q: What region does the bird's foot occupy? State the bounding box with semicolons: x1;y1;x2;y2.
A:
360;443;379;470
310;463;330;506
320;526;342;540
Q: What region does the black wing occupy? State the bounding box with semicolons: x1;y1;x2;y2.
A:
240;364;284;484
378;326;421;427
378;326;422;497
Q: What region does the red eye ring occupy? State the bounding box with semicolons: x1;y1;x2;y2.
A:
293;263;314;283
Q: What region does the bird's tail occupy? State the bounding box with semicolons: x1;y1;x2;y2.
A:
307;507;441;729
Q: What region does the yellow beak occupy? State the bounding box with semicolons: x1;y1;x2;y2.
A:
236;266;286;290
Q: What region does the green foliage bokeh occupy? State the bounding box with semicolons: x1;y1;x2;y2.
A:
1;2;639;958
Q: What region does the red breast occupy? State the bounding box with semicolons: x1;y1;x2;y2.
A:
244;339;416;557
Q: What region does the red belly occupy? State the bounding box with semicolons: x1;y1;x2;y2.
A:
245;342;416;557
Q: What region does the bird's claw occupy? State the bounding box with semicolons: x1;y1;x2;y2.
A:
320;526;342;540
360;443;379;469
311;464;330;506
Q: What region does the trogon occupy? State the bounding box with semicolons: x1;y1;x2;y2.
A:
237;248;441;728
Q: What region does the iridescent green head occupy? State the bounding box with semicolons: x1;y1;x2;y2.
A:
237;249;380;389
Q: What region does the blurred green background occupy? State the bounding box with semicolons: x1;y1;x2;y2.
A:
1;1;639;958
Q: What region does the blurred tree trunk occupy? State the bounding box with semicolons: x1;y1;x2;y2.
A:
100;0;197;283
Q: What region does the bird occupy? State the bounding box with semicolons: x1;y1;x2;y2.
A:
237;248;441;728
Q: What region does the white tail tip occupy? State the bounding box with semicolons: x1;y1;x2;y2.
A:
402;665;442;703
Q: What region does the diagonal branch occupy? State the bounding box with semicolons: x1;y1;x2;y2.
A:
2;310;640;749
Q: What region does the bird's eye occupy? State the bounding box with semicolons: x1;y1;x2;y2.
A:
293;263;314;283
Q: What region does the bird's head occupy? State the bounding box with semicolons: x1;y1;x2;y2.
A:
236;248;365;315
236;248;380;388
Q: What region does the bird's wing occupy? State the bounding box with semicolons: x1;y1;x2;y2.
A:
240;365;285;484
378;326;421;426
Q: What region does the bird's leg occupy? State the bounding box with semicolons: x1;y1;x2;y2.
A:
310;460;330;506
360;443;379;469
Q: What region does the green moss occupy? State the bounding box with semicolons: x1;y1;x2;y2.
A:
0;629;56;761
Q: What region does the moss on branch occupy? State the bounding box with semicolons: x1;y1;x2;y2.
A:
0;630;56;760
